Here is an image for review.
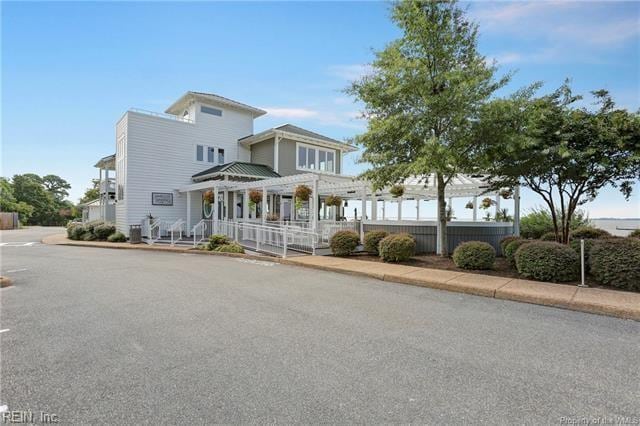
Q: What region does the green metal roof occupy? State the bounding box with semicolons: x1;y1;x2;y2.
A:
192;161;281;180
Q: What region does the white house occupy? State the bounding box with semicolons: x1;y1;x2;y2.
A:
91;91;518;256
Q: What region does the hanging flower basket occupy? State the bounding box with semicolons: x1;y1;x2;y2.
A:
389;184;405;198
499;188;513;200
325;195;342;207
249;189;263;205
203;190;215;204
465;201;474;209
294;185;311;202
480;197;496;209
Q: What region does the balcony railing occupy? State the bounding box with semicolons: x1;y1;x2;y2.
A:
129;108;194;124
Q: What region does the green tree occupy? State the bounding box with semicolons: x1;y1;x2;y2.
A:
12;174;57;225
0;177;34;224
79;180;100;204
347;0;509;255
42;174;71;201
476;83;640;243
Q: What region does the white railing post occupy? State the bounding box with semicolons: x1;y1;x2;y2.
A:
283;226;288;258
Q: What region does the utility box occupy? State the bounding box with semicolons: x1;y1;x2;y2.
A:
129;225;142;244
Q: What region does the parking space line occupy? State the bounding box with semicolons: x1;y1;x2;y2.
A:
0;329;10;334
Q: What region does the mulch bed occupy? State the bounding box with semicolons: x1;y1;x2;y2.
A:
348;252;602;287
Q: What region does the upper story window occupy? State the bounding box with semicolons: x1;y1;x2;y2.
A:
296;143;335;173
201;106;223;117
196;144;225;165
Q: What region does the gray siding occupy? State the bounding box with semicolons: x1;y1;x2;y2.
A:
363;223;514;254
277;138;341;176
250;138;274;168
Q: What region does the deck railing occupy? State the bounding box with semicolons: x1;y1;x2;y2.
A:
129;108;194;124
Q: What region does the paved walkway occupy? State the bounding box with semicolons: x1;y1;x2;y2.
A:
43;233;640;321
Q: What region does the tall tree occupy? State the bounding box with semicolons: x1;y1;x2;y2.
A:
347;0;509;255
476;83;640;243
79;180;100;204
0;177;34;224
42;174;71;201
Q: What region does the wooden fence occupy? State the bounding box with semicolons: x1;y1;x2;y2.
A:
0;212;20;230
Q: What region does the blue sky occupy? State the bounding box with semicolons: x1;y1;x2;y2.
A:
2;1;639;218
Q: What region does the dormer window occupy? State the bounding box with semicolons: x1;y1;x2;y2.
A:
183;110;190;121
201;106;223;117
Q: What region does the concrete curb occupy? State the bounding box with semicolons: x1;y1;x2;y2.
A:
42;234;640;321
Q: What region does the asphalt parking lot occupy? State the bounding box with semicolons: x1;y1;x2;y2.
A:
1;227;639;423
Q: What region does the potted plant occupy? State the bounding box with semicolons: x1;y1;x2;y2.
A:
499;188;513;199
249;189;262;205
465;201;474;209
294;185;312;210
480;197;496;209
389;184;404;198
203;190;215;204
325;195;342;207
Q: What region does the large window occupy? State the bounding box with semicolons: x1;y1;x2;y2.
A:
196;144;225;165
296;143;336;173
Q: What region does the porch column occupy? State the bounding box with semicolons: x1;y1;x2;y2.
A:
495;194;501;219
243;189;249;221
232;191;237;220
382;200;386;220
186;191;192;237
262;187;267;225
473;196;478;221
98;168;103;220
513;185;521;236
274;135;280;173
213;186;219;232
397;198;402;221
104;168;109;221
416;199;420;221
360;186;366;242
223;190;228;220
311;178;319;233
290;195;295;221
371;197;377;221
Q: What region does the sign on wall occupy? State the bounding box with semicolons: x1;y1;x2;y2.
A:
151;192;173;206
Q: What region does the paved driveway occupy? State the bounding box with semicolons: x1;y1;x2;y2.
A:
1;227;639;423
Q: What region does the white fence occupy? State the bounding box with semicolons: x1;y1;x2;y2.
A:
192;219;319;257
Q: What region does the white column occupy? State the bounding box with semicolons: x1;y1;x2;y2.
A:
274;136;280;173
104;168;110;221
382;200;386;220
311;178;319;233
397;198;402;221
98;168;103;220
495;194;501;219
513;185;521;236
473;196;478;222
290;195;295;221
360;187;366;242
416;199;420;221
186;191;192;236
262;187;267;224
243;189;249;220
232;191;237;220
371;197;377;221
223;190;228;220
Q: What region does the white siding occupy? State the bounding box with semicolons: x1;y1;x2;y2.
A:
121;104;254;232
115;114;128;234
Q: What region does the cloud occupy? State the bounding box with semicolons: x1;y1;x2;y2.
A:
261;107;319;119
553;18;640;46
327;64;373;81
471;1;578;28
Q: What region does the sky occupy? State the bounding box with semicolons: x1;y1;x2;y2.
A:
2;1;639;219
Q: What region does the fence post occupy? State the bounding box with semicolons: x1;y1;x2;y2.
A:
578;239;588;288
234;222;238;242
283;226;288;258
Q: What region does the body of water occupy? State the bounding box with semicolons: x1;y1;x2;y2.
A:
591;219;640;236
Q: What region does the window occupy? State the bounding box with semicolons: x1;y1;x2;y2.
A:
183;110;190;121
201;106;223;117
196;144;225;164
296;143;336;173
207;146;215;163
218;148;225;164
196;145;204;162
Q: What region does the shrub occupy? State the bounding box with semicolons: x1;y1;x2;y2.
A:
214;243;244;254
208;234;230;251
107;232;126;242
452;241;496;270
363;230;389;255
570;226;611;240
520;207;590;239
94;223;116;240
589;238;640;292
515;241;579;282
330;230;360;256
379;233;416;262
629;229;640;239
569;238;598;271
67;222;83;239
499;236;520;254
69;224;86;240
504;239;530;267
83;220;105;236
83;232;97;241
540;231;558;242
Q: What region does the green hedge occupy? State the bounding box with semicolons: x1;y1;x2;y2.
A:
67;223;86;240
569;238;598;271
330;230;360;256
515;241;579;282
570;226;611;240
379;233;416;262
214;243;245;254
107;232;127;242
499;236;520;254
539;232;558;241
504;239;530;268
452;241;495;270
363;230;389;255
208;234;230;251
94;223;116;240
589;238;640;292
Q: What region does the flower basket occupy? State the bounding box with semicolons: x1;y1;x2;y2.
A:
203;190;215;204
389;184;405;198
465;201;474;209
294;185;311;202
249;190;263;205
480;197;496;209
499;188;513;200
325;195;342;207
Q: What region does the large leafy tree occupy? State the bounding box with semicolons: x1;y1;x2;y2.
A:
476;83;640;243
347;0;509;255
0;177;34;224
79;180;100;204
42;174;71;201
9;173;75;225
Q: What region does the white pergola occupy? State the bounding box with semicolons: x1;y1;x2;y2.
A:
179;171;520;253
